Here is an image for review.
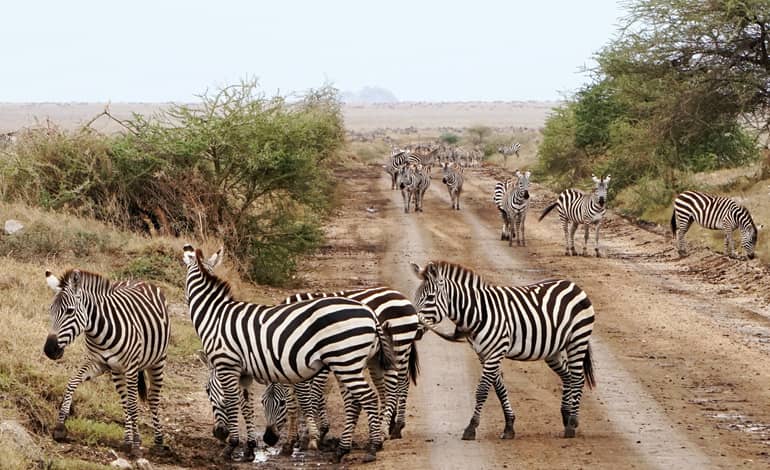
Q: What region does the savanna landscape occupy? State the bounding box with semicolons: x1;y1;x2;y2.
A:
3;1;770;470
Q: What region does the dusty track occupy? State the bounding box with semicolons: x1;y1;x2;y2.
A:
285;162;770;469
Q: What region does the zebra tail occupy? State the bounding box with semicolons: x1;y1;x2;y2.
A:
670;211;677;236
583;343;596;390
377;326;397;371
408;342;420;386
138;370;148;402
539;201;558;221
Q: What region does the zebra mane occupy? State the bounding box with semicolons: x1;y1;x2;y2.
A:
428;260;486;286
195;249;234;300
58;269;111;290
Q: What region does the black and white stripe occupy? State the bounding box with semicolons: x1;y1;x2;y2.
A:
183;245;393;463
539;175;611;257
43;269;170;455
498;142;521;161
411;261;595;440
494;179;512;240
386;151;422;190
671;190;758;259
398;163;430;213
503;170;531;246
441;162;464;210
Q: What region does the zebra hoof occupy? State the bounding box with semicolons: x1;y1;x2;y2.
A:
128;444;142;459
242;444;256;463
564;427;576;438
52;423;68;442
363;445;378;463
390;421;405;439
461;427;476;440
150;444;172;456
333;446;350;463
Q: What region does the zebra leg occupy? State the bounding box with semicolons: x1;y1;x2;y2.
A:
561;218;572;255
594;221;602;257
462;358;503;440
293;381;321;451
217;369;243;459
53;361;105;441
145;362;170;454
332;370;382;462
546;352;573;431
508;212;516;247
391;373;409;439
676;217;693;256
112;370;141;457
520;211;527;247
724;228;735;258
240;386;258;460
333;386;361;463
492;374;515;439
563;342;591;438
582;223;590;256
568;222;579;256
311;371;331;441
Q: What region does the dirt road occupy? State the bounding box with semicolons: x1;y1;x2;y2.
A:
287;163;770;469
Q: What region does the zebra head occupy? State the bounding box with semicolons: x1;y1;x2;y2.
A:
196;350;231;442
261;382;292;446
182;244;224;303
736;206;758;259
591;174;611;208
410;262;450;327
398;164;416;190
44;270;88;360
515;170;531;199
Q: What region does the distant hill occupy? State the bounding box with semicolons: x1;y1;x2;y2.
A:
341;86;398;104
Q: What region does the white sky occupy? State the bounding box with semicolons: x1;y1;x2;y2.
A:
1;0;624;102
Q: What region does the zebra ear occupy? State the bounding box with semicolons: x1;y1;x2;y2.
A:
591;174;600;184
525;171;531;178
45;271;61;292
182;244;196;266
208;247;224;269
410;263;423;279
195;350;212;368
604;175;611;184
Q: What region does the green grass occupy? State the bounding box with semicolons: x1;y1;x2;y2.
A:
65;418;125;447
47;458;112;470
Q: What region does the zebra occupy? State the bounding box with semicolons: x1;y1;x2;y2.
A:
43;269;170;456
203;287;421;450
671;190;759;259
398;163;430;213
411;261;595;441
494;178;512;240
503;170;531;246
498;142;521;164
539;175;611;257
183;245;396;463
441;162;464;210
386;151;421;190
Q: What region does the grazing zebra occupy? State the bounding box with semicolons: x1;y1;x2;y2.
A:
385;151;421;190
441;162;464;210
398;163;430;213
204;287;421;449
498;142;521;163
183;245;395;463
503;170;531;246
539;175;611;257
43;269;170;456
671;190;758;259
411;261;595;441
494;179;512;240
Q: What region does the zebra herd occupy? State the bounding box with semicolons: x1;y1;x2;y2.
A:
386;147;465;213
39;157;761;465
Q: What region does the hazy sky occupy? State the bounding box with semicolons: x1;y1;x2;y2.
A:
2;1;625;102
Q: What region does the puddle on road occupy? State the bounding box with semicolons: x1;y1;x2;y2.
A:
710;412;770;443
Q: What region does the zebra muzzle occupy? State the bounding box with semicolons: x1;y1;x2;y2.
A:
44;334;64;360
213;424;229;441
598;197;605;207
263;425;280;447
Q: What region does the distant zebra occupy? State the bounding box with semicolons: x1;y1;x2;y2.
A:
398;163;430;213
671;190;758;259
498;142;521;163
386;151;421;190
43;269;170;456
503;170;531;246
202;287;421;448
441;162;464;210
494;179;512;240
183;245;395;463
411;261;595;440
539;175;611;257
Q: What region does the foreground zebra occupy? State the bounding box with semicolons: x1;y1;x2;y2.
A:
671;190;758;259
204;287;421;448
441;162;464;210
398;163;430;213
385;151;421;190
183;245;395;463
494;178;512;240
411;261;595;440
43;269;170;456
503;170;531;246
539;175;611;257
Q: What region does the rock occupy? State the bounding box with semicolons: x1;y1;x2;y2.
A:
110;458;132;470
0;420;44;465
4;219;23;235
134;458;153;470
